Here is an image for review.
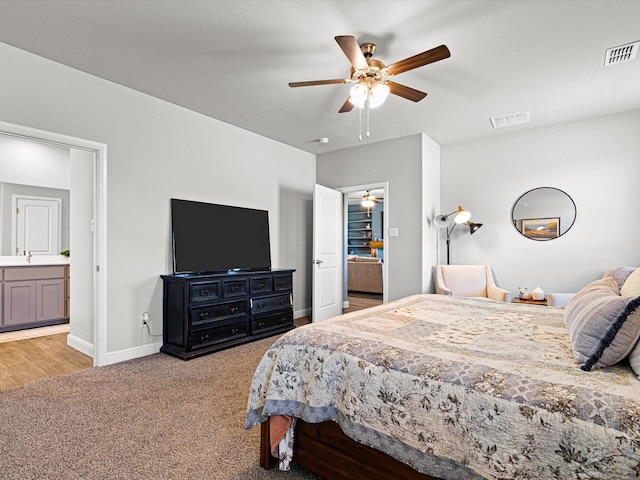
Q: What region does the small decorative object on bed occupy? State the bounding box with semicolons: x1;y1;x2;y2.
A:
246;294;640;480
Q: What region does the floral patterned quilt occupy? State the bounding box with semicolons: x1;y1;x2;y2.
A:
245;294;640;480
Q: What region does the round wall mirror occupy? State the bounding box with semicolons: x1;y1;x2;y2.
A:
512;187;576;240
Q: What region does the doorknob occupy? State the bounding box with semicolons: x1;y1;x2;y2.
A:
312;259;324;265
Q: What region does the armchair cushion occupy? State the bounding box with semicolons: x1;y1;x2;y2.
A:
435;265;511;303
547;293;576;307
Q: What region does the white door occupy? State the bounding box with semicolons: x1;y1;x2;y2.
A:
312;184;343;322
13;196;61;256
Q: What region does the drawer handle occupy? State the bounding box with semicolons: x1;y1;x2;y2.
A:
230;306;239;314
199;312;210;320
232;285;239;292
200;334;211;341
257;282;264;288
280;299;287;305
258;322;265;328
231;328;240;335
257;302;265;309
199;288;209;296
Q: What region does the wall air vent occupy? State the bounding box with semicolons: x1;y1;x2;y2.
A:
489;110;530;129
605;41;639;66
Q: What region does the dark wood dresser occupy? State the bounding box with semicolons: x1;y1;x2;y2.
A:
160;269;295;360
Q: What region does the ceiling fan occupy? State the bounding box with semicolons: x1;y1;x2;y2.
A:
289;35;450;113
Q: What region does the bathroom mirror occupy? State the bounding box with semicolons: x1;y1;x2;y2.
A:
512;187;576;240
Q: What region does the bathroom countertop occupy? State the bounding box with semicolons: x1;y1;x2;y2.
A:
0;256;70;267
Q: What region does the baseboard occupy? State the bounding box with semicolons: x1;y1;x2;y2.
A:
295;307;311;319
104;341;163;366
67;333;94;357
67;334;162;366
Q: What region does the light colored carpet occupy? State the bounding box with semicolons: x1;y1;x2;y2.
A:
0;335;321;480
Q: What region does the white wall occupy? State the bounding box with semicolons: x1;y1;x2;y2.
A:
0;135;70;189
422;134;440;293
441;109;640;296
0;42;315;361
68;148;94;350
317;133;440;301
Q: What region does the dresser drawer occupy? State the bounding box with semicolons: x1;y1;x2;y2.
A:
222;279;247;298
250;293;291;315
190;301;247;326
189;281;220;303
274;275;292;292
250;276;273;294
190;320;248;349
252;311;293;334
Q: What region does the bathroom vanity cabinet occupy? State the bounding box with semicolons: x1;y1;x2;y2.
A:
0;264;69;332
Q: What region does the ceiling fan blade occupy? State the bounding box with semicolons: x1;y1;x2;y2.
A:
388;81;428;102
386;45;450;76
339;98;354;113
289;79;349;88
335;35;368;70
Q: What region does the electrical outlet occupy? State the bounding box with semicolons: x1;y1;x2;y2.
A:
141;312;149;328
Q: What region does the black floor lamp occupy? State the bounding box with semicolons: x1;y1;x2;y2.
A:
435;206;482;264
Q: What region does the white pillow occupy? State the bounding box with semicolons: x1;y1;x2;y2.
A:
621;268;640;297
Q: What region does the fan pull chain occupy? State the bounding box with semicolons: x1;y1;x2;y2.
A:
366;96;370;138
358;106;362;142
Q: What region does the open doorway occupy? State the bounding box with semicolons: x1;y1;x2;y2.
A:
0;120;107;370
338;182;389;309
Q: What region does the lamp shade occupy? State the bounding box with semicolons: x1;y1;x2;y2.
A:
454;206;471;224
468;222;483;234
369;83;390;108
434;214;450;228
349;82;390;109
349;84;368;109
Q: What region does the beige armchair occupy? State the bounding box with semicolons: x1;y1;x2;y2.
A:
435;264;511;302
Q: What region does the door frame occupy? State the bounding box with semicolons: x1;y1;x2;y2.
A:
0;120;108;367
337;181;389;305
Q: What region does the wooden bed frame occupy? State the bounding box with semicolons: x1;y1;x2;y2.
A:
260;419;442;480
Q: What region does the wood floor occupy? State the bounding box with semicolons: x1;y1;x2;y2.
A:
0;330;93;391
0;292;382;391
344;291;383;313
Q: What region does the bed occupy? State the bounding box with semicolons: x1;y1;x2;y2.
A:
245;292;640;480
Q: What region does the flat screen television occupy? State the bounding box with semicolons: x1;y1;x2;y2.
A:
171;198;271;274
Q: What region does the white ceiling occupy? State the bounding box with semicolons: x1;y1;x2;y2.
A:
0;1;639;155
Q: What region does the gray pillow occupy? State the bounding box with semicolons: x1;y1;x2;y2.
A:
564;276;640;371
602;266;638;290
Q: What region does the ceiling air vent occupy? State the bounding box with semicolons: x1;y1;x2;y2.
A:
490;110;530;129
604;41;639;66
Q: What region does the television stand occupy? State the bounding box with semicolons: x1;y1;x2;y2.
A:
160;268;295;360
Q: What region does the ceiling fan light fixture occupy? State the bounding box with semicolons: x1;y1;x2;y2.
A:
349;84;368;108
361;191;376;208
369;83;390;108
348;82;389;110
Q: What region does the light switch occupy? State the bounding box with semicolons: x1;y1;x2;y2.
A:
389;228;399;237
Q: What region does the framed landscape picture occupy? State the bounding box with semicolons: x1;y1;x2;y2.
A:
521;217;560;240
